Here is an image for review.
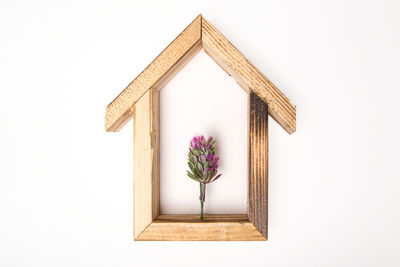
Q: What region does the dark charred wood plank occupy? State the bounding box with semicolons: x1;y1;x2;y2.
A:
249;91;268;239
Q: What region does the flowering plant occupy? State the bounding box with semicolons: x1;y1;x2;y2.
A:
187;135;222;219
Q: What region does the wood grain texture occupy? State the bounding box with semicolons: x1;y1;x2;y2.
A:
105;14;296;134
248;92;268;239
105;15;202;132
152;39;202;91
136;215;267;241
133;89;159;239
155;214;249;222
202;17;296;134
151;89;160;219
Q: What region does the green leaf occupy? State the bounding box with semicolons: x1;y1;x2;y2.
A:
210;140;216;148
197;162;203;173
187;171;199;182
188;162;195;171
193;167;202;180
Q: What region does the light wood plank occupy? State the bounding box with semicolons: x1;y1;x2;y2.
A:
105;15;202;132
152;39;202;91
202;17;296;134
136;215;266;241
156;214;249;222
133;89;159;239
151;89;160;219
248;92;268;239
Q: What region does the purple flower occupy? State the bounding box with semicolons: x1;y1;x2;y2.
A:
200;135;206;145
187;135;222;185
199;154;206;164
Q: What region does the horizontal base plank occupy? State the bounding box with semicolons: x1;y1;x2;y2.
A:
135;215;267;241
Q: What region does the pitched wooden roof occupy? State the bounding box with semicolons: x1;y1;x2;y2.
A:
105;15;296;134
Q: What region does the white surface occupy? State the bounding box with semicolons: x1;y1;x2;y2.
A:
1;0;400;266
160;50;247;214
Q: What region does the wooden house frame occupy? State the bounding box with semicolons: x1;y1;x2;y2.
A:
105;15;296;241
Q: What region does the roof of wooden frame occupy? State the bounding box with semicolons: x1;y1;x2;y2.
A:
105;15;296;134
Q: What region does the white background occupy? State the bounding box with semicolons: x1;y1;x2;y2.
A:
1;0;400;266
160;50;248;215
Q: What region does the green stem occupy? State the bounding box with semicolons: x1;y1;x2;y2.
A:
199;183;205;219
200;199;204;219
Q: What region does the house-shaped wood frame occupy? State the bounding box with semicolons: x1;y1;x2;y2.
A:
105;15;296;241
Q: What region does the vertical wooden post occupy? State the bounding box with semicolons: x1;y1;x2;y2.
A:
248;91;268;239
151;89;160;220
133;89;160;239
